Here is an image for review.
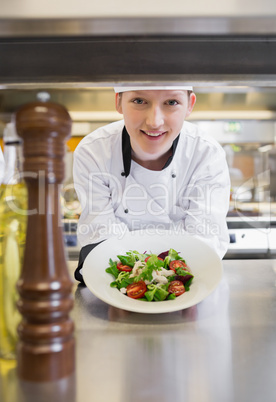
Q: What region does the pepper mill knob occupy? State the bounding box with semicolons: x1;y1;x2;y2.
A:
36;91;51;102
15;100;75;382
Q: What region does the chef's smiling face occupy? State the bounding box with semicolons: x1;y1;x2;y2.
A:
116;89;196;169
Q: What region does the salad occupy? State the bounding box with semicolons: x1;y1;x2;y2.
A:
105;248;194;302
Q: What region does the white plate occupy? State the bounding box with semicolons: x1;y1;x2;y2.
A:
82;230;223;314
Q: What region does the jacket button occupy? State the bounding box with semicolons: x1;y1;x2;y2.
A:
172;173;176;178
121;172;126;176
124;209;129;213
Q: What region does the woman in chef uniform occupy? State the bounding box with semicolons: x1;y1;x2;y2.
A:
73;86;230;283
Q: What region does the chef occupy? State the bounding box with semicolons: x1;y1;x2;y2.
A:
73;86;230;283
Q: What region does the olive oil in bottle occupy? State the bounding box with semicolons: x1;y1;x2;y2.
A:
0;122;27;360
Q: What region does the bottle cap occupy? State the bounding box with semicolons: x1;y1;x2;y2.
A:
3;122;21;144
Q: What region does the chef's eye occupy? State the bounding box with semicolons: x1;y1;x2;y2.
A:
166;99;179;106
133;98;145;104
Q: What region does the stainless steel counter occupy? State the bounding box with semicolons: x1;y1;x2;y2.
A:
1;259;276;402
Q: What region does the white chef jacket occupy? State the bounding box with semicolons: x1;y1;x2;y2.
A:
73;120;230;259
0;147;4;184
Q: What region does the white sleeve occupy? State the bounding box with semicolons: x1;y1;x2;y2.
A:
0;147;5;184
73;143;129;247
173;147;230;259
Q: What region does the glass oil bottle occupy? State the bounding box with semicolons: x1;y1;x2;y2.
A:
0;122;27;360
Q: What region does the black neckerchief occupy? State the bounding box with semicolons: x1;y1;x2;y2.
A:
122;126;180;177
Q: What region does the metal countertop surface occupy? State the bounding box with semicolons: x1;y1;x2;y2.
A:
1;259;276;402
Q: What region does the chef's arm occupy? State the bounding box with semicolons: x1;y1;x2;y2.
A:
175;152;230;258
73;145;129;247
73;146;129;283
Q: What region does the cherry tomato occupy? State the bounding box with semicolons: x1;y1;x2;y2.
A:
145;256;163;263
126;281;147;299
169;260;187;272
117;262;132;272
168;280;185;296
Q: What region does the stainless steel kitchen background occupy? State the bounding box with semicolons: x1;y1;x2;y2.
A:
2;86;276;259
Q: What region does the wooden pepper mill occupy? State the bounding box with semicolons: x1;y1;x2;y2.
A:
15;94;75;382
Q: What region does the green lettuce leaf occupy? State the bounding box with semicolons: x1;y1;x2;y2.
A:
105;259;120;278
117;250;149;267
144;283;168;302
163;248;186;268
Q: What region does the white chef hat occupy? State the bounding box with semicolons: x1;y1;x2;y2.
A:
114;85;193;93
